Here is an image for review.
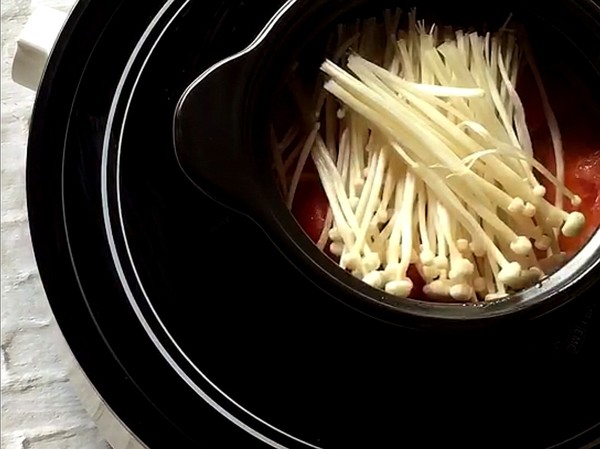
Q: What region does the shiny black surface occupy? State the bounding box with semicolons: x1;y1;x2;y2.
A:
28;0;600;448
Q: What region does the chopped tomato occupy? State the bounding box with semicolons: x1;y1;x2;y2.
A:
406;265;427;301
292;177;328;243
532;126;600;254
522;64;600;255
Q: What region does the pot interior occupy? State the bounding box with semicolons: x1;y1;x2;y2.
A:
237;0;600;325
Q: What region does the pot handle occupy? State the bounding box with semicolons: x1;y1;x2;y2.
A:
173;0;316;215
173;51;261;214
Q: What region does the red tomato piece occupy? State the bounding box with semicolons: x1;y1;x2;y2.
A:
292;178;329;243
406;265;427;301
528;107;600;255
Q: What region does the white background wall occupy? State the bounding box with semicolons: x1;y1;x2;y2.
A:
2;1;109;447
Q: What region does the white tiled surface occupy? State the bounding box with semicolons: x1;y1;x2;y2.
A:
1;1;110;447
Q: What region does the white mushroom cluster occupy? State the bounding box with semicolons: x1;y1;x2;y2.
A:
273;10;584;302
